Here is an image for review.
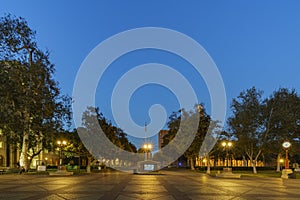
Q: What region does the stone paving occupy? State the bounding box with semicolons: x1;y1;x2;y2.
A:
0;169;300;199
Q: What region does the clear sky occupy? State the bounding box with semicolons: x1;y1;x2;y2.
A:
1;1;300;149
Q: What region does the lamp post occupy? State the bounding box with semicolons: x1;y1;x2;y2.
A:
281;141;292;179
143;143;152;160
282;141;291;169
222;141;233;169
57;140;67;165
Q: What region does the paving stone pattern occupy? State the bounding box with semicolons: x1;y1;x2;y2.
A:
0;170;300;199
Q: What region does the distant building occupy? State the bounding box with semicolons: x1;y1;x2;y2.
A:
158;130;169;149
0;129;60;169
0;130;19;168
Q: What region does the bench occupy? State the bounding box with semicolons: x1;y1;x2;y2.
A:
0;168;7;174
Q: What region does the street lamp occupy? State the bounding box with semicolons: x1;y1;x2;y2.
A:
222;141;233;168
281;141;292;179
282;141;291;169
57;140;67;165
143;143;152;160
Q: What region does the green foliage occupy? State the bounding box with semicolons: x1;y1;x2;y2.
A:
163;104;215;165
0;14;71;166
80;107;137;156
0;14;36;61
228;87;265;162
228;87;300;170
263;88;300;154
58;129;89;157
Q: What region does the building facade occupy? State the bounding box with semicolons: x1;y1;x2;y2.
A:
0;129;61;169
0;130;19;168
195;157;264;167
158;130;169;149
157;129;265;168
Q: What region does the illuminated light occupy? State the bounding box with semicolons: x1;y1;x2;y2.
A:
143;143;153;150
222;141;233;147
57;140;67;146
282;141;291;149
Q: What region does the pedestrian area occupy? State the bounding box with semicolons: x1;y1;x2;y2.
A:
0;170;300;200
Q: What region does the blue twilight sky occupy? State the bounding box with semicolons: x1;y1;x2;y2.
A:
1;1;300;148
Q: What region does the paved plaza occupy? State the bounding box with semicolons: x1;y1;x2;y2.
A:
0;169;300;200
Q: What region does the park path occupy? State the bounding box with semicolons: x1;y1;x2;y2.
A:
0;169;300;199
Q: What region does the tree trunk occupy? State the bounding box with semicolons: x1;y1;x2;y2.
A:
190;157;195;170
253;150;262;174
19;132;29;171
243;155;247;167
206;155;211;174
252;159;257;174
86;156;92;173
20;53;33;172
276;153;281;172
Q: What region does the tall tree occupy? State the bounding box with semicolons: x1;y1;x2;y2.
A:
80;107;137;167
164;104;215;170
229;87;300;173
263;88;300;171
0;14;71;170
228;87;265;174
58;129;93;172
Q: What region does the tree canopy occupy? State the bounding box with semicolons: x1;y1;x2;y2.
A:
0;14;71;169
228;87;300;173
163;104;219;170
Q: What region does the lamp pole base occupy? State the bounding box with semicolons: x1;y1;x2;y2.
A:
281;169;293;179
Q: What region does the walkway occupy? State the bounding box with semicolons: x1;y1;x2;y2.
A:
0;169;300;199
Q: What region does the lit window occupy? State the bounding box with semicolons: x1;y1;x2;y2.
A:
0;142;3;148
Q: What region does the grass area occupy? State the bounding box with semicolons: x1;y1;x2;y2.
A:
200;169;300;179
238;170;282;178
0;167;117;175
